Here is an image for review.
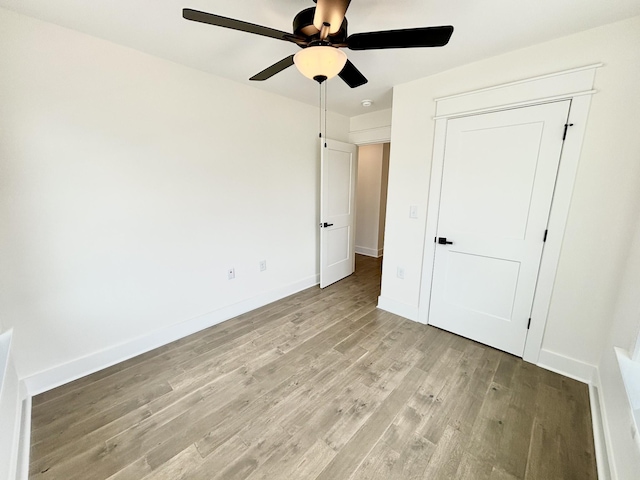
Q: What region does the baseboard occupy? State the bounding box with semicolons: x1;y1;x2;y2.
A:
377;296;419;322
589;373;613;480
23;274;320;396
536;348;596;384
355;246;383;258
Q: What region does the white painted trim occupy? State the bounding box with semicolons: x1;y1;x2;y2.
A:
593;367;619;480
0;330;24;480
377;296;419;322
349;126;391;146
537;349;596;384
523;94;594;363
417;119;447;324
434;64;603;102
633;321;640;362
17;395;31;480
8;397;22;480
614;347;640;447
434;64;601;119
23;274;320;396
589;381;612;480
433;90;597;120
419;68;598;364
0;329;11;394
355;246;383;258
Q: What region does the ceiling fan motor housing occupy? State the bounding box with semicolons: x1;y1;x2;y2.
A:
182;0;453;88
293;7;348;44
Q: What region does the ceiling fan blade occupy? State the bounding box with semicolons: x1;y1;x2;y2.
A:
250;55;296;81
313;0;351;34
347;26;454;50
338;60;368;88
183;8;302;43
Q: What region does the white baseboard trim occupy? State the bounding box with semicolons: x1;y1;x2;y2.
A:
355;246;383;258
23;274;320;396
377;296;419;322
536;348;596;384
589;375;613;480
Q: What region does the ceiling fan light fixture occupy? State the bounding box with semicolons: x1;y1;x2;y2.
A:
293;46;347;82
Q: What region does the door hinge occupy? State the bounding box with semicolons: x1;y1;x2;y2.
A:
562;123;574;140
527;318;531;330
543;229;548;242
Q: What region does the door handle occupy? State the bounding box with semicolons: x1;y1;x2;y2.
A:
437;237;453;245
321;222;334;228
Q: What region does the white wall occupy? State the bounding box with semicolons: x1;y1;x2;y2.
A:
350;109;392;133
0;7;349;383
349;109;392;145
381;15;640;369
355;144;388;257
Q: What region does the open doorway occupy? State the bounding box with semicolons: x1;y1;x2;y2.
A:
354;142;390;293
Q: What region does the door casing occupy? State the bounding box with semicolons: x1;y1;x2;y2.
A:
417;65;600;364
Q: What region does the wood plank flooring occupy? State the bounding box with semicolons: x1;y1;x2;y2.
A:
29;255;597;479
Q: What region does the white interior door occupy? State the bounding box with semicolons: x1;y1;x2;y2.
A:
429;101;571;356
320;138;357;288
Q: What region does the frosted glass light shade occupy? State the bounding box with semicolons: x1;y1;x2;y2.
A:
294;46;348;81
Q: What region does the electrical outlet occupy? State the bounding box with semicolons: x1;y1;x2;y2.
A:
259;260;267;272
397;267;405;279
227;267;235;280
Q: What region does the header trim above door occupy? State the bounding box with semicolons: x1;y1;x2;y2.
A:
433;64;602;120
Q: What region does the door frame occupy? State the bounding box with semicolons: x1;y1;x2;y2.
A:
320;138;358;288
417;64;601;364
349;124;392;266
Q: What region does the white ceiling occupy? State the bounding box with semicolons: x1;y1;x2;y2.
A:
1;0;639;117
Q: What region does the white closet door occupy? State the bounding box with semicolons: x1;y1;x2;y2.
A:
429;101;570;356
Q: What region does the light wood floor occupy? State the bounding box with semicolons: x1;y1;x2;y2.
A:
29;255;597;479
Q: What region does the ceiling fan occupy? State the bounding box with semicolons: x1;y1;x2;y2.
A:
183;0;454;88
